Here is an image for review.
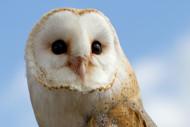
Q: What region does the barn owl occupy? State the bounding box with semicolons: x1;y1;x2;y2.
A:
25;8;156;127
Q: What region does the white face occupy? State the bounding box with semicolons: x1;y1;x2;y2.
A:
28;9;118;92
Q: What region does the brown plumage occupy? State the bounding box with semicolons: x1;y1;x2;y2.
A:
88;101;156;127
87;72;156;127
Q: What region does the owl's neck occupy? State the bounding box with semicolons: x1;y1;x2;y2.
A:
29;75;129;127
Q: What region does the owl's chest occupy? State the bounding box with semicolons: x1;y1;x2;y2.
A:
29;81;113;127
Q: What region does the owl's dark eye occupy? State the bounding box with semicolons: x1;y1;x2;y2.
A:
51;40;67;55
91;40;102;55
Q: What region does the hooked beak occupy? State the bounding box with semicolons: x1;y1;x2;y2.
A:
69;56;88;81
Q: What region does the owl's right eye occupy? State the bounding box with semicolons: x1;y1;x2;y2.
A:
51;40;67;55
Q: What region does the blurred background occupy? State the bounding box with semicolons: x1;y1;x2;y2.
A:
0;1;189;127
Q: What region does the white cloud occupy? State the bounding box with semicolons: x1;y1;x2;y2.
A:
134;35;190;127
134;58;166;90
147;98;189;127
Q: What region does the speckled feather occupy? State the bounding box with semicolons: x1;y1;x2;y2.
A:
87;71;156;127
88;99;156;127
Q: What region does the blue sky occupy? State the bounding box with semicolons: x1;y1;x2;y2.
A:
0;1;190;127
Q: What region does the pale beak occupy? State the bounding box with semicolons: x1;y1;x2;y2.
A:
69;56;88;80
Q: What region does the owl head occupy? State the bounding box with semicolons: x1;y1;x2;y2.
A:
25;8;126;93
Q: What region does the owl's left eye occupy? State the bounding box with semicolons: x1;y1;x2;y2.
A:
91;40;102;55
51;40;67;55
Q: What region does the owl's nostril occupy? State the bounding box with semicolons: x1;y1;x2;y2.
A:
76;56;85;63
69;56;88;80
70;56;87;66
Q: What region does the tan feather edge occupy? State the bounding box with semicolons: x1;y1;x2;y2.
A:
35;70;117;94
